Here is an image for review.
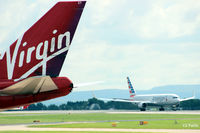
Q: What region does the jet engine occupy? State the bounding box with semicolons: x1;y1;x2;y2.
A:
138;102;147;108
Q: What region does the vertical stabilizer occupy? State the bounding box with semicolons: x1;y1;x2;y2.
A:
127;77;136;98
0;1;86;80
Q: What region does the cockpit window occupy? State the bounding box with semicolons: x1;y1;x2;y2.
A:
173;97;178;99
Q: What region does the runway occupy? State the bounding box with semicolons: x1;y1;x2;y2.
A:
2;110;200;115
107;110;200;114
0;125;199;133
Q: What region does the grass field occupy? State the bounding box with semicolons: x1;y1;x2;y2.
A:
31;119;200;129
0;112;200;130
0;113;200;124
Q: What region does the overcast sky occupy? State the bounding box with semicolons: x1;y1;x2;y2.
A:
0;0;200;91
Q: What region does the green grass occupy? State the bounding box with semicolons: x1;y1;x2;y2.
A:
1;112;200;130
0;113;200;125
31;119;200;129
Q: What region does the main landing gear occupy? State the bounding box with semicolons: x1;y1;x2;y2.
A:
140;108;146;111
159;107;165;111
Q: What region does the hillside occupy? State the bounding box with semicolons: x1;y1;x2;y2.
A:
42;84;200;105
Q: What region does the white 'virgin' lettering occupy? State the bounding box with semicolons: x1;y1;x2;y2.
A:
2;30;70;80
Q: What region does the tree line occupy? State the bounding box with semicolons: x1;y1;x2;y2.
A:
26;98;200;110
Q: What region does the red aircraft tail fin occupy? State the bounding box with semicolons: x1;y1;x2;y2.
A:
0;1;85;80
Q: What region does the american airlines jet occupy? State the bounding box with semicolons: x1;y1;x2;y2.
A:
99;77;195;111
0;1;86;110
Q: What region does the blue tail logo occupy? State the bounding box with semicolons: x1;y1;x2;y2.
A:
127;77;136;98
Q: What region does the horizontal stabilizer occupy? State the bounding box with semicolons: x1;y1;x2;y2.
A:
0;76;58;96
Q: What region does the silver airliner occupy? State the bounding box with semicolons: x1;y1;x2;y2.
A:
99;77;195;111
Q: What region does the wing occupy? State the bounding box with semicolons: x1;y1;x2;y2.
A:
179;96;195;102
98;98;151;104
